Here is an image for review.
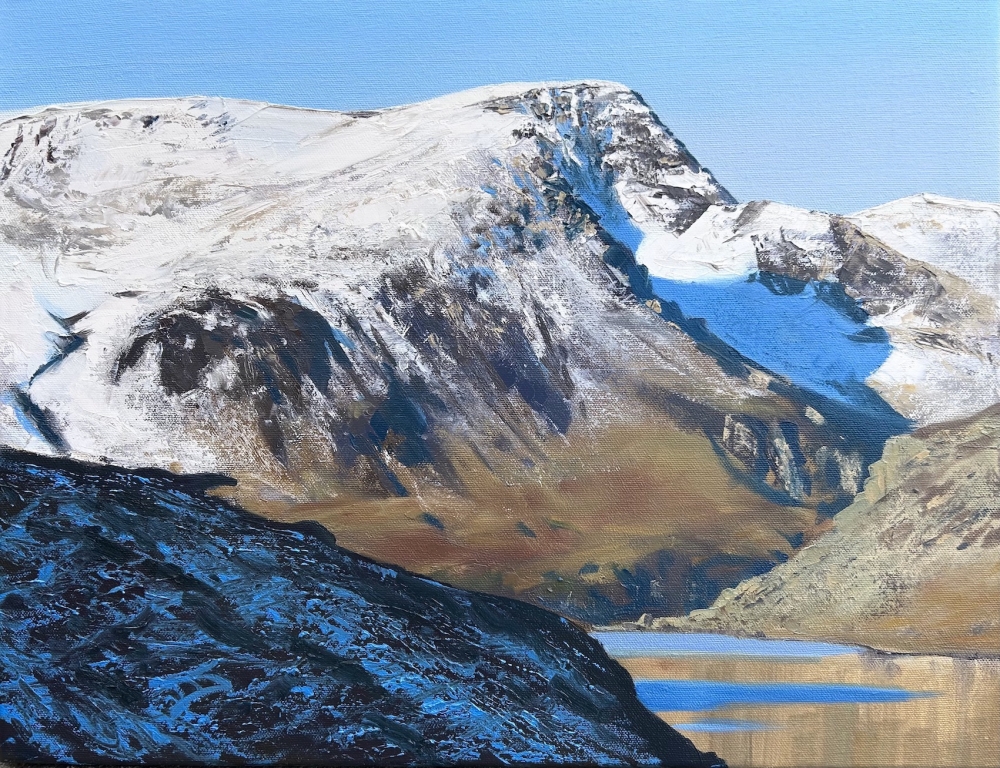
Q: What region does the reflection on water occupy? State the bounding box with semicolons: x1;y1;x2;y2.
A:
633;679;931;711
596;632;1000;768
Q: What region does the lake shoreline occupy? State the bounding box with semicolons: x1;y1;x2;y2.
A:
591;625;1000;662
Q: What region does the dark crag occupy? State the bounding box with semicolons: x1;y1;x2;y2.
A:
0;450;722;767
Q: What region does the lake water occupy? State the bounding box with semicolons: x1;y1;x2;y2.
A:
594;632;1000;768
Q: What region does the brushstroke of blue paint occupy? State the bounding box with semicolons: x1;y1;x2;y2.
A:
649;275;894;412
676;720;773;733
549;120;645;253
634;680;936;713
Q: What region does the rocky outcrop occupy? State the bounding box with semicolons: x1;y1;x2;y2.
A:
0;449;722;766
644;196;1000;426
649;406;1000;656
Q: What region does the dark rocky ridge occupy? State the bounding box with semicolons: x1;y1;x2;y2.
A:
0;449;721;766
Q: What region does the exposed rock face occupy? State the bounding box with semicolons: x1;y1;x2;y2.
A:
653;406;1000;656
0;450;722;766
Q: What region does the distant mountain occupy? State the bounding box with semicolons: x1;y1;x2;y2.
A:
0;449;721;766
647;193;1000;426
1;82;996;624
646;404;1000;656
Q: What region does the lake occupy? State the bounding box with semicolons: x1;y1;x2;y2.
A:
594;632;1000;768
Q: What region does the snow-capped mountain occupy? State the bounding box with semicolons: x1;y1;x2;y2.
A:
0;82;731;469
2;82;996;622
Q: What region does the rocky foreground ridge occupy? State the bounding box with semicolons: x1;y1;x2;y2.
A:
0;449;721;766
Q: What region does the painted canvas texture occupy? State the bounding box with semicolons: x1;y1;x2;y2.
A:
1;3;998;766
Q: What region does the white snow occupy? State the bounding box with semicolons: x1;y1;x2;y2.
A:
1;82;998;471
850;193;1000;303
634;201;839;282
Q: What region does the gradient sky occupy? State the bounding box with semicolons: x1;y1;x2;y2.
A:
2;0;997;213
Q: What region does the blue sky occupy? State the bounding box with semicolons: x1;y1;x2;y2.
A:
2;0;996;212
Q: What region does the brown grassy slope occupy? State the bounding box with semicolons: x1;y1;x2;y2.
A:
249;416;817;622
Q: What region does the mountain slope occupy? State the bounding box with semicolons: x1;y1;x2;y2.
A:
849;193;1000;296
0;82;737;470
1;83;898;622
2;82;995;625
0;449;722;766
650;405;1000;655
